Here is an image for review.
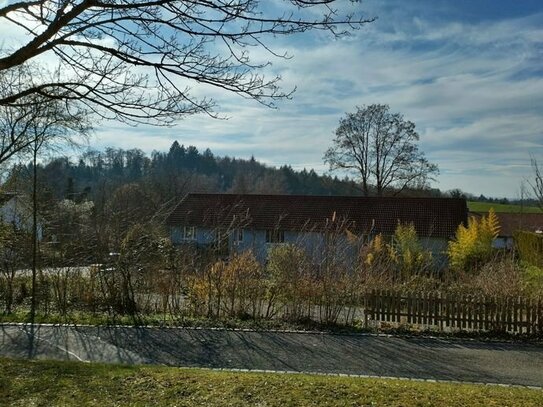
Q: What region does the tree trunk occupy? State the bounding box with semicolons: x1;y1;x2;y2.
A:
30;144;38;323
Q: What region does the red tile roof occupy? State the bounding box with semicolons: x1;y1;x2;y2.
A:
167;194;468;238
471;212;543;237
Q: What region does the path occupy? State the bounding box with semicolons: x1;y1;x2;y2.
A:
1;324;542;387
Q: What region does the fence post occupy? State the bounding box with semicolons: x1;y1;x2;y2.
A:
519;296;524;334
475;294;481;331
531;297;538;335
538;298;542;335
486;295;491;332
397;290;402;324
445;292;450;330
456;293;462;330
437;292;443;331
466;294;472;330
526;297;532;335
364;290;373;329
513;296;520;333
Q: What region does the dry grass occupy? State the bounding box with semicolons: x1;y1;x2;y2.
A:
1;358;542;406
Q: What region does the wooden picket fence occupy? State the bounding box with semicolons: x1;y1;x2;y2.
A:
365;289;543;335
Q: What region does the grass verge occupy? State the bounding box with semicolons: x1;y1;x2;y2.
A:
0;357;542;406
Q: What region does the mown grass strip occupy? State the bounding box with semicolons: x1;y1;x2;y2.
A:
0;358;541;406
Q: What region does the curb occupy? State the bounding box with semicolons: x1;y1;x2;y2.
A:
163;365;543;390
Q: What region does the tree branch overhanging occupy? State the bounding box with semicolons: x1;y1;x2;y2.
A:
0;0;374;125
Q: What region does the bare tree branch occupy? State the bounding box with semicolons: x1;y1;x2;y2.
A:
0;64;90;166
0;0;374;125
530;157;543;210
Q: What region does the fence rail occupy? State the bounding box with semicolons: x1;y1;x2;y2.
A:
365;290;543;335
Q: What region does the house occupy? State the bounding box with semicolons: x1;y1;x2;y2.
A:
167;193;468;267
0;192;43;240
471;211;543;249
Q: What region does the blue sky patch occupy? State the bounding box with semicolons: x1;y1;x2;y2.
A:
88;0;543;198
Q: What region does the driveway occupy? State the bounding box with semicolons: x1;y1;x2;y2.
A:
1;324;542;387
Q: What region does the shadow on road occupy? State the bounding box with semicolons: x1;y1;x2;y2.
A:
1;324;542;387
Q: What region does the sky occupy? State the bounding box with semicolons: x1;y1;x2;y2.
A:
3;0;543;198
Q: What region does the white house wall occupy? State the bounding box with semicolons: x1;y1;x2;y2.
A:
420;237;449;270
171;226;339;263
0;197;43;240
171;227;449;268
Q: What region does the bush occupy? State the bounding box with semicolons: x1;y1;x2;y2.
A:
360;223;433;284
522;263;543;297
515;231;543;268
267;244;311;320
190;251;265;319
448;209;500;271
390;223;433;278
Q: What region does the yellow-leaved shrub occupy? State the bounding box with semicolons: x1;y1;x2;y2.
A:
391;223;433;277
448;208;500;271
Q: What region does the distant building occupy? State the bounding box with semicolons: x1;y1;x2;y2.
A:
471;212;543;249
167;193;468;268
0;193;43;240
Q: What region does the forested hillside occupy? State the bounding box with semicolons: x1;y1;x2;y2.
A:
1;141;368;256
6;141;365;204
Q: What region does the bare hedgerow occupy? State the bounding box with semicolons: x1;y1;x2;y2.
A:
356;223;435;292
447;253;525;297
0;224;31;314
267;243;311;321
314;220;361;325
222;251;265;319
189;250;265;319
358;234;394;286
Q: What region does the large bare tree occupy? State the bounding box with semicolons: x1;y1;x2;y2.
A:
0;1;373;125
324;104;438;196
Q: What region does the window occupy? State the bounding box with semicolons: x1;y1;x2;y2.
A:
233;228;244;243
214;229;225;242
183;226;196;240
214;229;229;256
266;229;284;243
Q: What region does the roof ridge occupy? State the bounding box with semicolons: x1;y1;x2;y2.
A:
185;192;465;201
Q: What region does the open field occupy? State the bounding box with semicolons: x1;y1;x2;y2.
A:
1;357;542;407
468;201;541;213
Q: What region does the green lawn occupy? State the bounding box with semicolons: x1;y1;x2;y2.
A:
468;201;541;213
0;358;541;406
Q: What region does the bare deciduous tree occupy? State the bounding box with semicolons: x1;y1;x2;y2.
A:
0;1;373;125
530;158;543;210
0;68;90;321
324;104;438;196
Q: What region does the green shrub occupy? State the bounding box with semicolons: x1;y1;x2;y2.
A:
514;231;543;268
391;223;433;277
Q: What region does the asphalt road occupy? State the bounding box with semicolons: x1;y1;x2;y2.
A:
1;324;542;387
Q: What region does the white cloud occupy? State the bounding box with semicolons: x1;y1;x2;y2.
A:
63;2;543;197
